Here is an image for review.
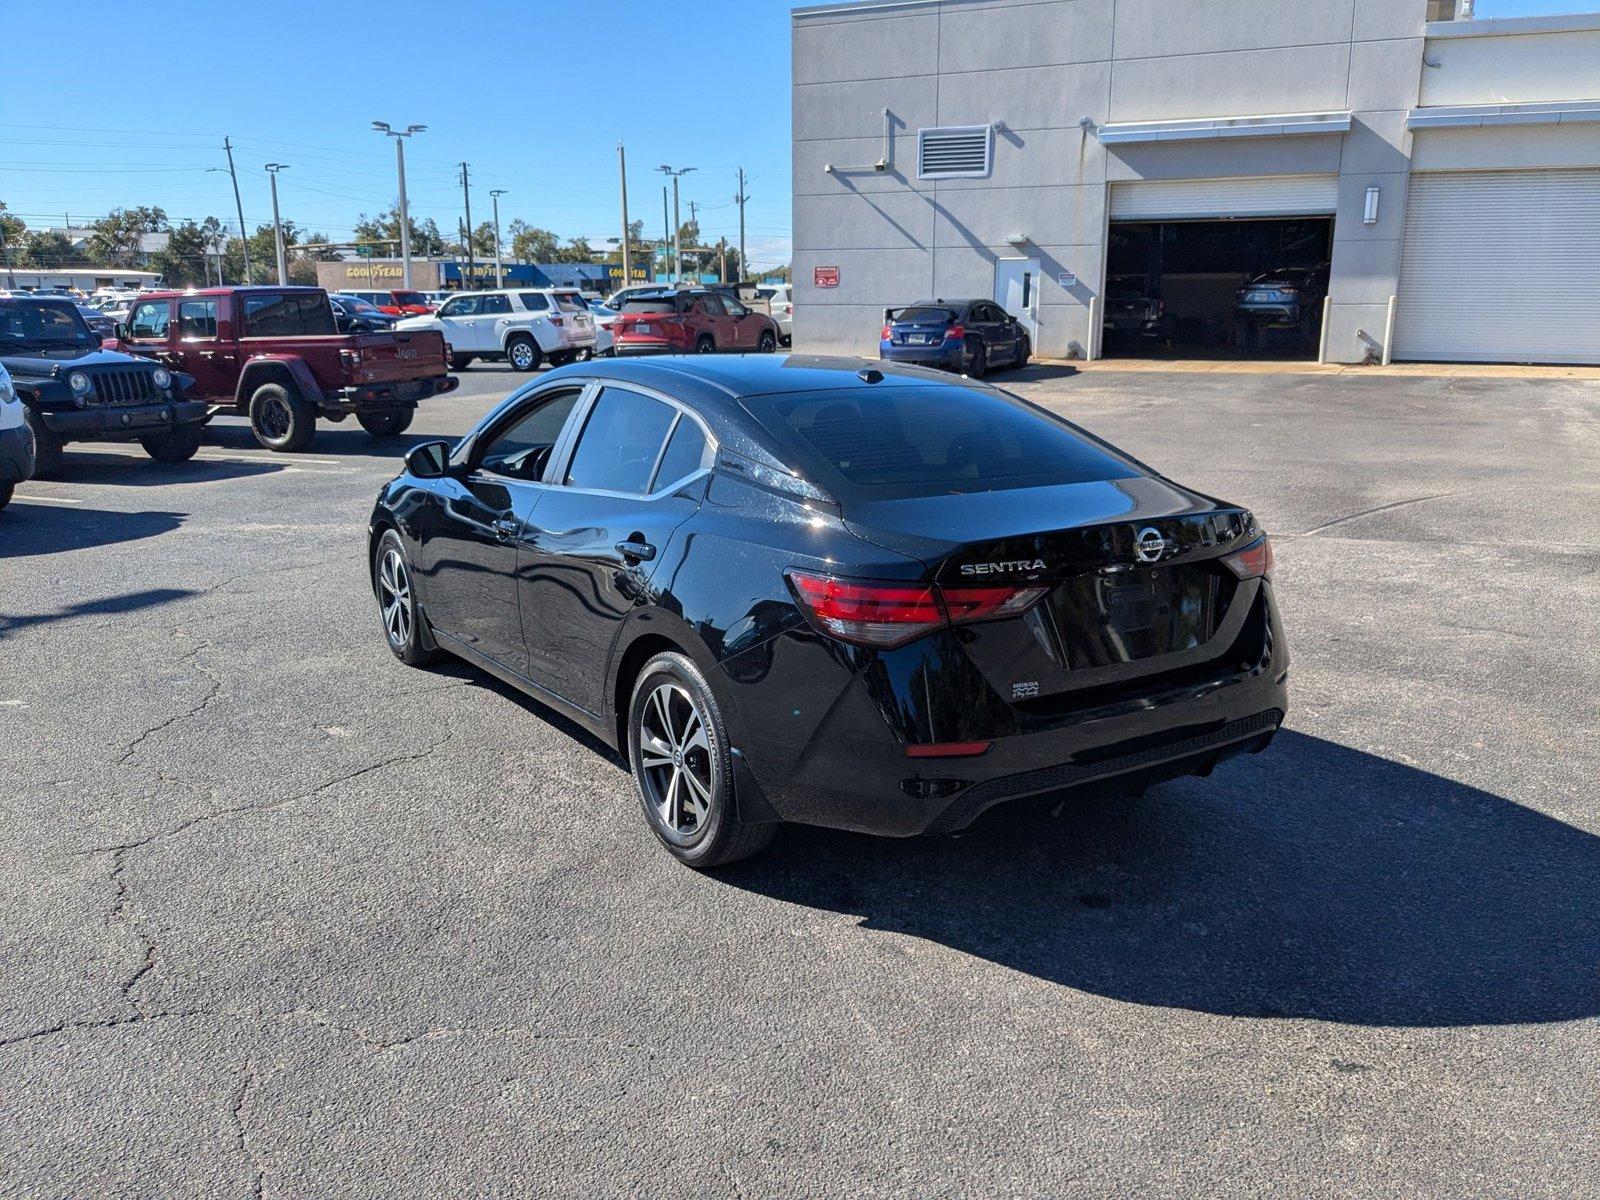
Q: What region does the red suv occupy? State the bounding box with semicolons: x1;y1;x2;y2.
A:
613;289;780;356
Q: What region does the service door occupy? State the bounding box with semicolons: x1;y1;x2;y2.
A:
1395;169;1600;365
995;258;1039;342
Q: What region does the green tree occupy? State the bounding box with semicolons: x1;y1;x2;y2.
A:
0;202;25;255
148;220;214;287
354;205;449;258
18;230;80;269
85;206;168;265
509;223;562;264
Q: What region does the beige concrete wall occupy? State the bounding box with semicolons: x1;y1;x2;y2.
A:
1420;25;1600;106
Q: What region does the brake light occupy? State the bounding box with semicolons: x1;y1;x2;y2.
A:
550;316;564;327
787;572;1047;649
943;324;966;342
880;324;893;340
1221;536;1274;580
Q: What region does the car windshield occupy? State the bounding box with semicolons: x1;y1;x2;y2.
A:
338;298;380;313
0;298;97;348
894;306;956;324
747;385;1136;499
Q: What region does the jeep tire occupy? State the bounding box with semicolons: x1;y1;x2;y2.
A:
248;382;317;453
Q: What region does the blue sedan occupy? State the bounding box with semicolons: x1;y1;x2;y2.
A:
879;298;1030;377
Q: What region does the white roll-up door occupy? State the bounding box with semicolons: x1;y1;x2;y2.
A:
1396;169;1600;365
1109;175;1339;221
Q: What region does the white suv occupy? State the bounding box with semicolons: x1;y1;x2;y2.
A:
757;283;793;345
0;363;35;512
396;289;597;372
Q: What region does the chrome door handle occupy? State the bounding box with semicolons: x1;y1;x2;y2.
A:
616;539;656;562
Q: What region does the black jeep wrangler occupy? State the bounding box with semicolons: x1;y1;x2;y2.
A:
0;294;207;476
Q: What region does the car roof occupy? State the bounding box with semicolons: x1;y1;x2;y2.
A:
572;353;978;407
137;285;326;301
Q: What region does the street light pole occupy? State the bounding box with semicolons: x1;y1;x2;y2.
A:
489;189;507;289
372;122;426;289
265;163;290;284
617;142;632;287
658;165;695;283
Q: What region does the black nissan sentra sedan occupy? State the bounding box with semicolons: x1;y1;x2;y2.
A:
369;356;1287;868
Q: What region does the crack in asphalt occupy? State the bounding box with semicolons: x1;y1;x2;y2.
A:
1294;491;1459;538
0;1009;204;1049
117;632;224;767
230;1067;266;1200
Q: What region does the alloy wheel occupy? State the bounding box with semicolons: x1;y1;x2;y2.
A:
377;547;413;648
510;341;535;369
259;396;291;440
638;682;714;840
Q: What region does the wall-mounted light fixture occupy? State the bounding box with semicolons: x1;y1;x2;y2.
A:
1005;232;1029;247
1364;186;1381;225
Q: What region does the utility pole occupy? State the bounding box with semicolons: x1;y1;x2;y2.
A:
265;164;290;284
617;142;632;287
223;136;252;284
489;189;507;289
372;122;426;289
734;167;749;283
658;165;695;283
662;187;670;280
717;237;727;283
459;162;475;288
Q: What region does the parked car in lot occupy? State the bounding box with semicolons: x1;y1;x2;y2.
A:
115;286;457;451
368;356;1286;868
0;363;34;511
396;288;597;372
1234;264;1329;331
329;294;398;333
74;303;118;341
612;289;780;356
344;289;434;316
757;283;793;345
586;300;619;357
1;294;207;473
605;282;682;310
1102;278;1176;349
880;298;1030;376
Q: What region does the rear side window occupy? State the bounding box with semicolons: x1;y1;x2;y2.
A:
750;386;1136;498
178;299;217;339
652;417;710;490
519;293;550;312
564;387;675;495
479;294;511;315
243;293;335;337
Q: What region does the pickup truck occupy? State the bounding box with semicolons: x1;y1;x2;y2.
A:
114;286;458;452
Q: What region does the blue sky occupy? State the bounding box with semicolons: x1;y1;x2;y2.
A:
0;0;1587;270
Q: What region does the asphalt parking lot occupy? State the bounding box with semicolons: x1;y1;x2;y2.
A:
2;361;1596;1198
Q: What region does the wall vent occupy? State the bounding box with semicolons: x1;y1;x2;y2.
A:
917;126;993;179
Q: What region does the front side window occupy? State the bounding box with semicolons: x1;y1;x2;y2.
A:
477;388;584;481
439;295;478;317
564;388;675;495
723;297;749;318
128;301;169;340
178;299;218;339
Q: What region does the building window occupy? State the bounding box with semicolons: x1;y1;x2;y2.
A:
917;125;993;179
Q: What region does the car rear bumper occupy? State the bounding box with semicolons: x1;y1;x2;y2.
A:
718;583;1290;837
332;374;458;410
615;342;681;356
39;398;208;439
879;343;964;370
0;421;35;484
1235;304;1303;324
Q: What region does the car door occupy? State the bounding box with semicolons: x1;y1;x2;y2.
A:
517;385;712;713
694;293;731;349
411;384;589;674
721;294;758;349
175;297;235;397
124;297;177;369
475;292;512;352
433;294;479;354
979;303;1017;363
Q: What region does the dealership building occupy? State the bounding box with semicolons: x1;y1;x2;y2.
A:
791;0;1600;364
314;258;651;296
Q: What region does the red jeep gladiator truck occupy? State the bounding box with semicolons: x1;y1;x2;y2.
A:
115;286;458;452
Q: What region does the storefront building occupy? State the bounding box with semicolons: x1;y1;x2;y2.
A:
315;259;652;296
791;1;1600;364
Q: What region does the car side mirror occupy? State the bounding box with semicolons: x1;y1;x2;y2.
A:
404;439;452;479
114;322;128;340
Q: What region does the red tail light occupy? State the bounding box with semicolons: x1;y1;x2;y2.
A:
788;572;1047;649
550;316;564;327
880;324;893;340
943;324;966;342
1221;536;1274;580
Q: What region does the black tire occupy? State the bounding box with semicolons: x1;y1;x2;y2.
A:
372;528;444;667
780;334;792;347
757;329;777;353
967;342;987;378
357;409;413;438
24;410;64;478
139;423;203;464
1016;334;1031;367
572;346;593;362
548;350;575;367
0;481;12;512
506;335;541;372
449;354;473;372
248;382;316;452
695;336;716;354
628;651;776;869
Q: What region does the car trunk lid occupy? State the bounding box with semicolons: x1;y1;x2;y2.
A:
345;329;448;383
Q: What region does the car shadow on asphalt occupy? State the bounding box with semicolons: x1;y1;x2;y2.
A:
0;586;196;638
1005;363;1081;383
720;730;1600;1029
0;505;187;558
39;451;282;487
203;421;443;462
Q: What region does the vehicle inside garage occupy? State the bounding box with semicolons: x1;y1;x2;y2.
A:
1102;217;1333;361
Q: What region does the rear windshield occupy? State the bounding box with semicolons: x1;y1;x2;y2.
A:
392;291;425;305
623;298;678;314
894;306;955;324
554;292;587;312
748;385;1135;499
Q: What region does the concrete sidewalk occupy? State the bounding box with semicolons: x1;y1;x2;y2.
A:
1044;356;1600;381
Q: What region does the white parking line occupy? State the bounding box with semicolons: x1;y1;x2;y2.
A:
12;493;83;505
